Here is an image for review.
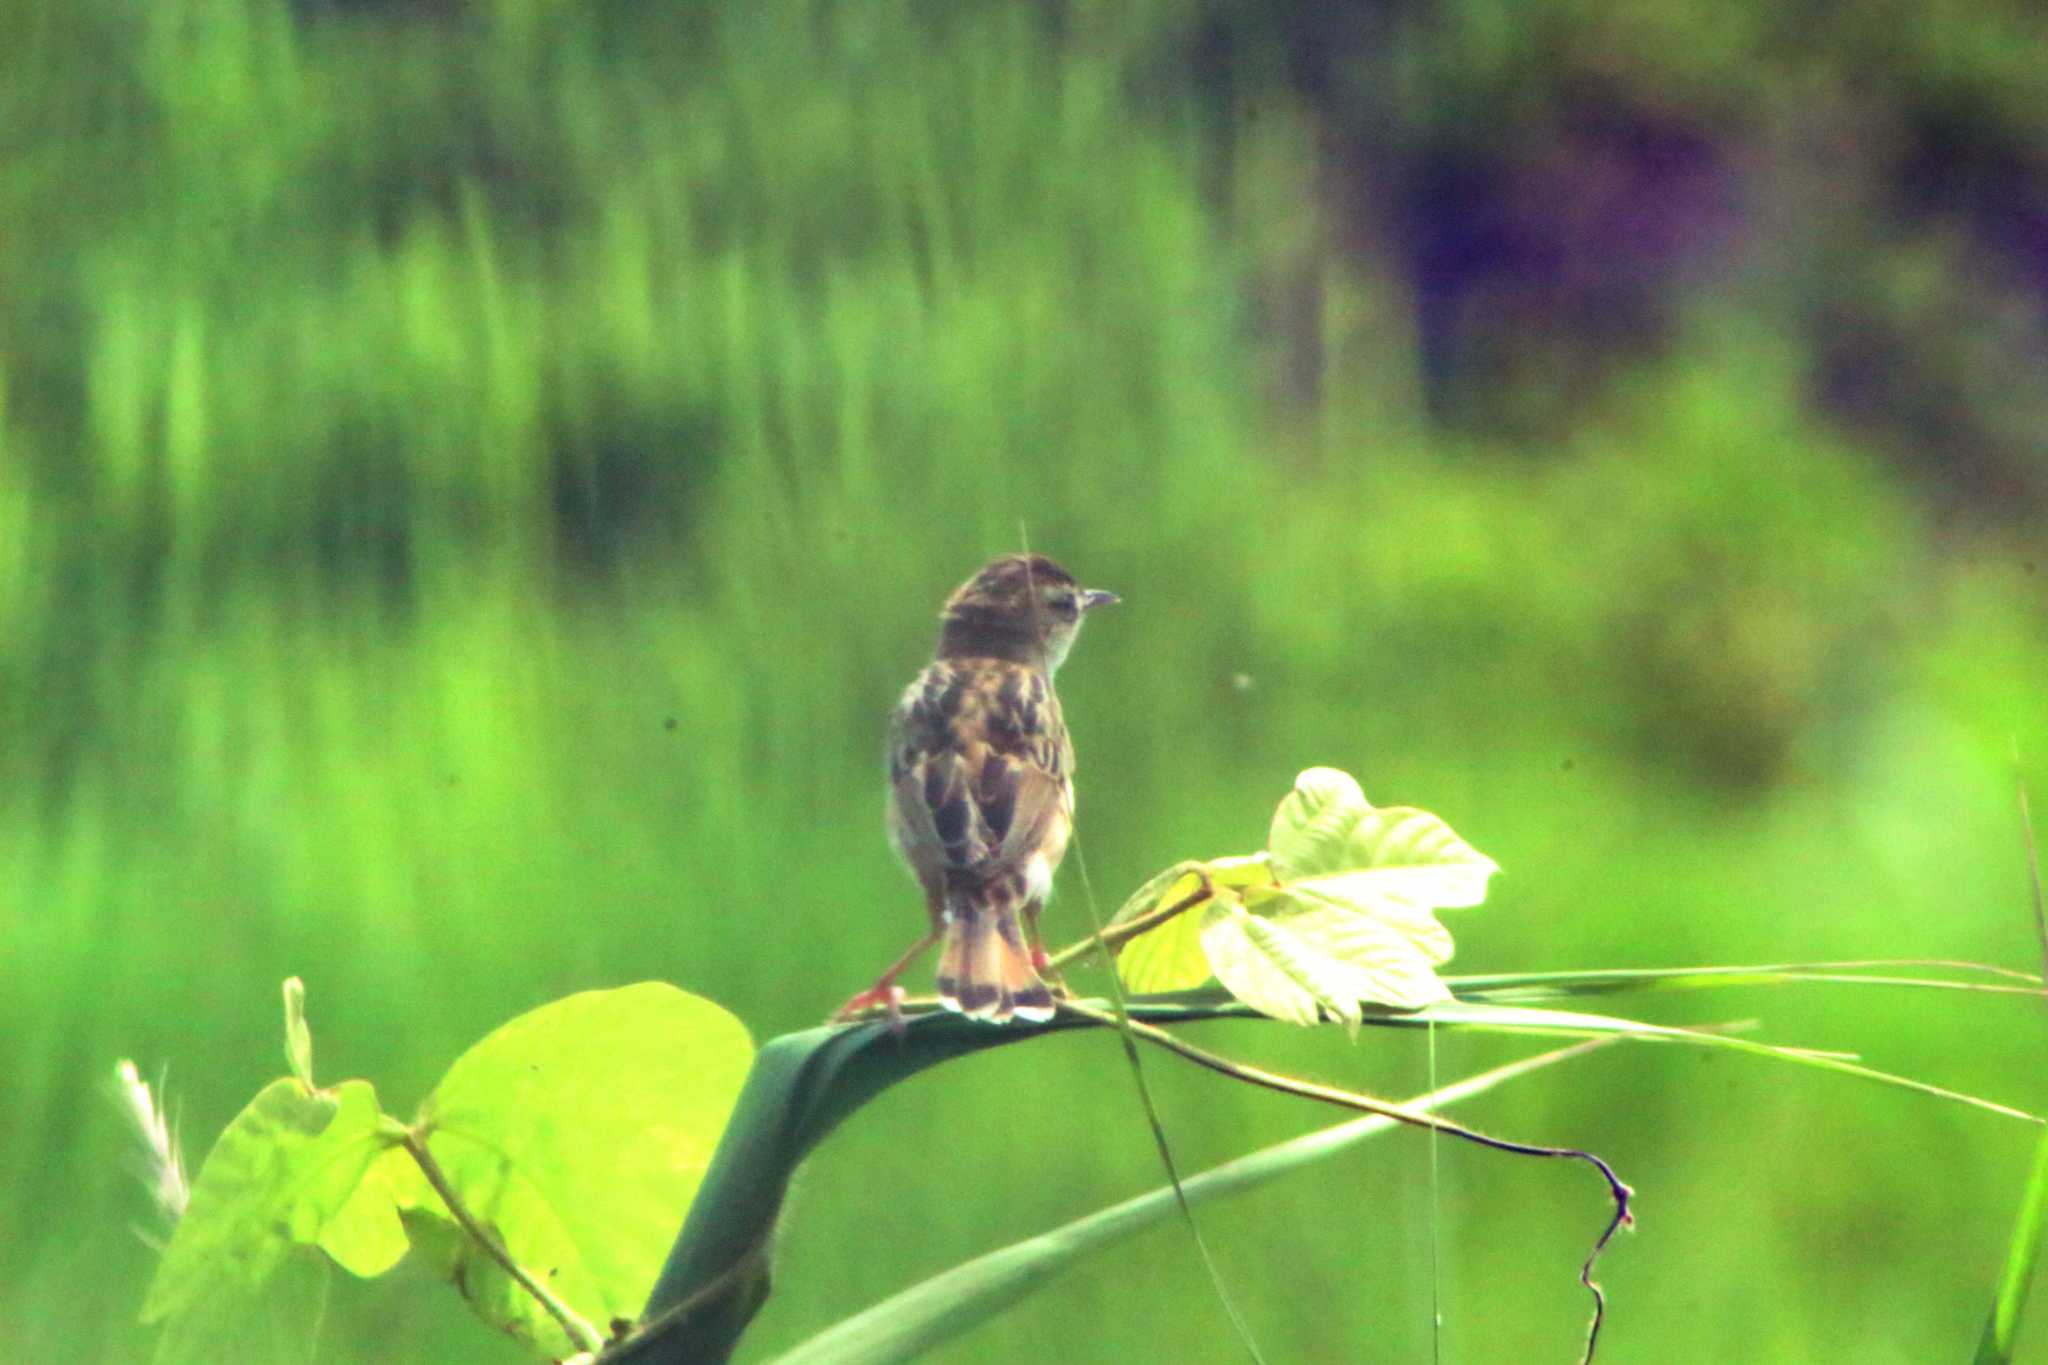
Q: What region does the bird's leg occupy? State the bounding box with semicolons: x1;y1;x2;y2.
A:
834;929;941;1024
1024;903;1069;997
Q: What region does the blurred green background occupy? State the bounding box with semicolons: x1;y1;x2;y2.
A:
5;0;2047;1360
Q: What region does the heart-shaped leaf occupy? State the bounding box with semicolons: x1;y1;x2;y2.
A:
142;1077;402;1359
396;983;754;1356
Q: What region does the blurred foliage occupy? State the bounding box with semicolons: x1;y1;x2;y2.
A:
2;0;2046;1360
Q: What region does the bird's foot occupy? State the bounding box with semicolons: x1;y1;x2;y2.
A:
1029;947;1071;998
833;981;908;1025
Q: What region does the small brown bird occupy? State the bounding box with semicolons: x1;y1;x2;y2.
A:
839;554;1118;1024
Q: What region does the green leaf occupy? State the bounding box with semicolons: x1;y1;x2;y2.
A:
1118;890;1213;992
1268;767;1498;908
768;1040;1608;1365
142;1077;397;1350
1975;1123;2048;1362
1114;857;1277;995
1200;893;1452;1025
1136;769;1495;1021
1255;879;1456;968
402;983;752;1356
317;1142;410;1278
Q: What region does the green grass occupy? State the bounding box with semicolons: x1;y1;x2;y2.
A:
5;0;2048;1360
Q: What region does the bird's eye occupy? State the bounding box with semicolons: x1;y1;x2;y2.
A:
1050;593;1079;616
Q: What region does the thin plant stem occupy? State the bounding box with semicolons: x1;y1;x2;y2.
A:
400;1128;603;1356
1042;878;1211;975
1055;999;1633;1364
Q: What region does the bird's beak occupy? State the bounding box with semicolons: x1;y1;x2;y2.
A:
1081;589;1121;612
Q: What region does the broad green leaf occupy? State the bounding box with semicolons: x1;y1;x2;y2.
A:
1118;873;1217;994
1201;895;1452;1025
769;1040;1608;1365
404;983;752;1356
142;1077;396;1342
1269;768;1498;904
1119;903;1212;993
1132;769;1497;1021
1975;1113;2048;1361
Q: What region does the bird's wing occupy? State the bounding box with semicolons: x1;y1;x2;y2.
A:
888;665;995;878
976;747;1069;872
888;660;1072;880
976;661;1071;871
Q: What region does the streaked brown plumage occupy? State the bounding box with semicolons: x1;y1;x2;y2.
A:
839;554;1118;1024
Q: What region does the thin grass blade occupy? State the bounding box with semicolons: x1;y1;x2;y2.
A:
1449;961;2042;1001
1975;1126;2048;1363
1387;998;2043;1125
1972;768;2048;1363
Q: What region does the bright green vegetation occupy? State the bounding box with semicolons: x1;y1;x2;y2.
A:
143;981;751;1362
4;0;2046;1360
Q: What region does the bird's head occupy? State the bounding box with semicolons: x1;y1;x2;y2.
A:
937;554;1119;672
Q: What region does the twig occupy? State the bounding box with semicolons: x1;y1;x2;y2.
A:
400;1128;603;1355
1056;999;1634;1363
1042;875;1214;975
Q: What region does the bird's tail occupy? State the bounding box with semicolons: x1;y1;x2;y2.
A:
936;908;1053;1024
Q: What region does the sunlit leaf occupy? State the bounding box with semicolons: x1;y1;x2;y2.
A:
1260;879;1455;967
401;983;753;1356
1119;890;1214;993
1200;895;1452;1025
1268;767;1498;908
1115;772;1489;1016
142;1077;398;1355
